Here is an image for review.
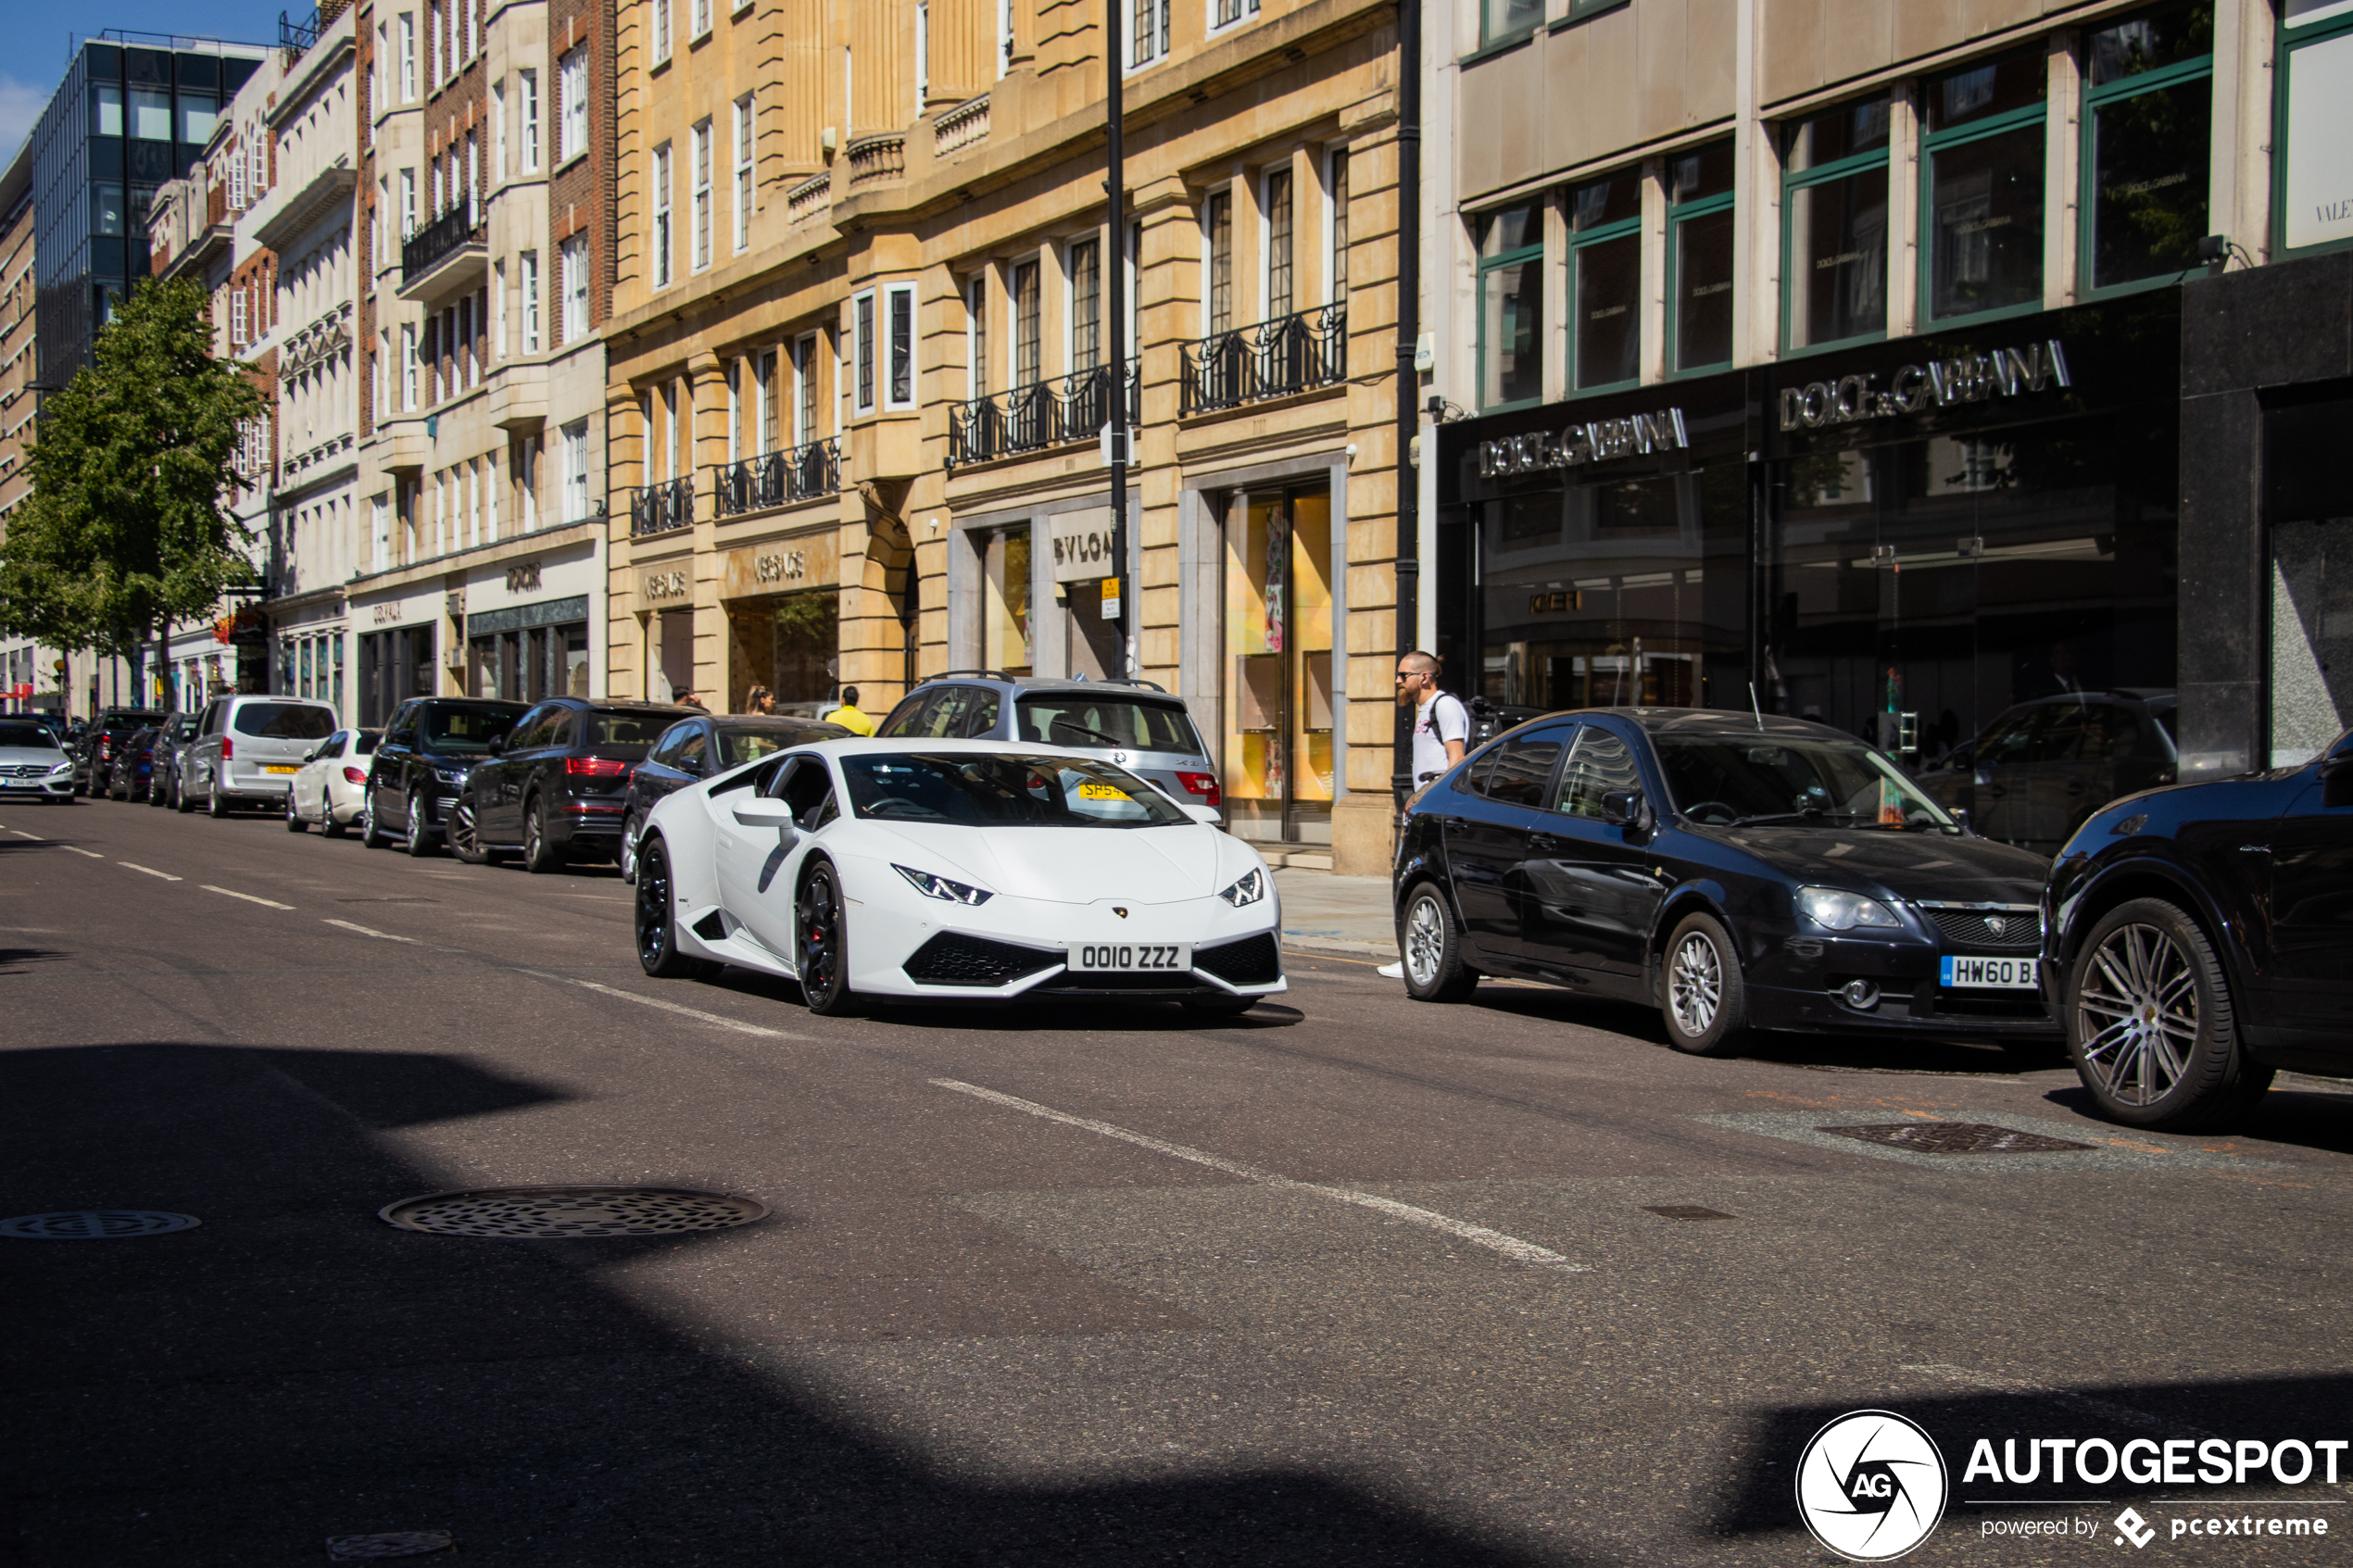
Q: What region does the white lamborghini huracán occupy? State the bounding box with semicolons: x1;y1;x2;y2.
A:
630;739;1286;1014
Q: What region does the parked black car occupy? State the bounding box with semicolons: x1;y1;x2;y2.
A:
105;726;162;801
1394;709;2057;1054
2042;726;2353;1130
447;697;688;872
618;712;849;882
148;709;204;809
73;708;166;795
1914;690;2179;854
359;696;531;857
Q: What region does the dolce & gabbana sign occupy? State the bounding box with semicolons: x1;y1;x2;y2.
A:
1478;408;1690;480
1778;339;2071;433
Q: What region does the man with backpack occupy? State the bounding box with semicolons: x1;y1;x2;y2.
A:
1380;651;1468;979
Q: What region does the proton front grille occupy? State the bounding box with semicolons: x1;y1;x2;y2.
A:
903;932;1063;987
1193;932;1281;986
1922;907;2040;952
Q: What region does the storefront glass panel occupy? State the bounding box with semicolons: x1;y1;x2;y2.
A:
1224;483;1333;844
984;527;1033;675
2271;519;2353;766
2086;76;2211;290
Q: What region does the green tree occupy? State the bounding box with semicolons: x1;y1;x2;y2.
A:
0;277;265;682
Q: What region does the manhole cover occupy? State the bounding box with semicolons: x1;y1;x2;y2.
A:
378;1186;767;1237
327;1531;453;1561
0;1210;201;1239
1643;1205;1736;1221
1819;1122;2095;1155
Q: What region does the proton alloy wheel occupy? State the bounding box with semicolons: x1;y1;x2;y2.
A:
634;838;703;979
1399;883;1478;1003
1661;911;1747;1057
2068;897;2272;1130
795;862;862;1016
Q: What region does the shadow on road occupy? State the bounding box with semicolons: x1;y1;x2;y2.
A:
0;1040;1544;1566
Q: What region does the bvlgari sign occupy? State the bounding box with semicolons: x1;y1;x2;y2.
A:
1778;339;2071;432
1477;408;1691;479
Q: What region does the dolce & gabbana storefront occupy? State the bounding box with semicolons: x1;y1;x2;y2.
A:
1437;293;2185;771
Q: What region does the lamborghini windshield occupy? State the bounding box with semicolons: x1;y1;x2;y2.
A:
842;752;1190;828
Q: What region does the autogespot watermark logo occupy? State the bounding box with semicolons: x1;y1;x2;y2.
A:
1796;1411;1951;1562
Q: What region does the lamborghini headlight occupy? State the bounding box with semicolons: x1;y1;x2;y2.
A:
1217;867;1267;907
893;864;993;905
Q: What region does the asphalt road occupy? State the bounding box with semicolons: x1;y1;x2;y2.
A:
4;793;2351;1567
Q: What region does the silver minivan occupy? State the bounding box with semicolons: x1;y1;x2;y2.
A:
180;695;341;817
875;675;1223;819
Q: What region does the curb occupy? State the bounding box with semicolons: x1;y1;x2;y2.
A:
1279;936;1397;963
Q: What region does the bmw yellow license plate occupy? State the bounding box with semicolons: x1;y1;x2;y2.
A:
263;765;299;774
1076;781;1129;800
1940;955;2038;989
1066;942;1192;972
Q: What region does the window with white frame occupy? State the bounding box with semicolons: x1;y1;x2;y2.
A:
692;0;711;37
562;420;590;521
1326;147;1349;306
690;120;711;270
1264;166;1294;320
493;258;507;356
402;321;419;408
521;434;540;530
399;166;416;236
560;234;588;341
519;69;540;170
1128;0;1170;67
521;249;540;350
661;383;679;480
558;47;586;161
852;290;875;412
231;289;247;345
998;0;1014;76
725;360;741;462
966;274;987;398
428;3;442;88
794;332;817;444
886;282;915;408
652;143;673;285
915;2;930;117
652;0;673;63
732;95;754;251
1067;239;1100;371
493;82;506;175
1209;0;1257;29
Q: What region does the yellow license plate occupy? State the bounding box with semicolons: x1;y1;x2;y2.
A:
263;765;299;774
1077;781;1129;800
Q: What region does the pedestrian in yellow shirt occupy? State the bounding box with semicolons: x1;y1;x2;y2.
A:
825;685;877;736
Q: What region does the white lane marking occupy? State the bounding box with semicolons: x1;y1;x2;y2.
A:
203;884;296;909
12;828;43;840
322;919;423;944
513;968;804;1040
1902;1364;2215;1438
60;846;105;859
118;862;183;882
931;1078;1590;1273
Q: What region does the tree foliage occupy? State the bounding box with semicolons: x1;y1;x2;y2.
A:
0;277;265;656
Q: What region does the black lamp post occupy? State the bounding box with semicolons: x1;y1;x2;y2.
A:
1390;0;1422;814
1105;0;1131;681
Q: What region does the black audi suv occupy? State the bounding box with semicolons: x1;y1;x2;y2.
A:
2042;726;2353;1130
447;697;688;872
618;712;848;882
1393;709;2057;1054
361;696;531;856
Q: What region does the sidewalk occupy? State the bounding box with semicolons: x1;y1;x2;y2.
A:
1273;868;1396;963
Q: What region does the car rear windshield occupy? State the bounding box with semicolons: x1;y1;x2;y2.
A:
354;732;381;754
718;723;838;768
420;704;524;751
0;723;61;750
843;752;1190;828
1655;734;1957;831
100;711;165;732
586;711;670;753
232;702;337;740
1013;695;1202;754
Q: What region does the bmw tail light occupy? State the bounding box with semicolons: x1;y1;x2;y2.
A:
564;756;630;778
1176;771;1221;809
343;767;369;785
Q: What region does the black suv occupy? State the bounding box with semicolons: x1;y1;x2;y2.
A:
361;696;531;856
617;713;849;882
73;708;167;796
448;697;686;872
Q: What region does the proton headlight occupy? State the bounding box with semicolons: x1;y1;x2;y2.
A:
893;864;993;905
1796;885;1901;932
1217;867;1267;907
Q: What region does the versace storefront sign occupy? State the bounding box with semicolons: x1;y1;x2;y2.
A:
1777;340;2072;433
720;531;839;599
1477;408;1691;479
637;566;691;606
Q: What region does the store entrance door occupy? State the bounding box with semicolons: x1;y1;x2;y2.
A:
1222;483;1334;847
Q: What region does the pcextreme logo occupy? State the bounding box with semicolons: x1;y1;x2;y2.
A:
1796;1410;1951;1562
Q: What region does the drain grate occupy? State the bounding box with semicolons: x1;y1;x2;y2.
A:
378;1186;767;1237
327;1531;453;1561
1819;1122;2095;1155
1642;1205;1736;1222
0;1210;201;1239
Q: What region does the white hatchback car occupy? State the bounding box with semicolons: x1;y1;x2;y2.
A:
284;728;383;835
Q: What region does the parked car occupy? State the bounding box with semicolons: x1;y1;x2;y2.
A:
359;696;531;855
1914;691;2178;855
445;697;686;871
877;674;1223;819
1393;708;2058;1054
2042;726;2353;1130
73;708;166;796
631;738;1281;1015
105;725;162;801
619;713;850;881
178;696;339;816
149;709;204;809
0;719;76;803
284;728;383;835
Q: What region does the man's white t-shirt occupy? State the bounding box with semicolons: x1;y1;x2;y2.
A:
1414;691;1470;781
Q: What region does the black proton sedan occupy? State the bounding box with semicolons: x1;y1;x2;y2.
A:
1393;709;2057;1054
2042;727;2353;1131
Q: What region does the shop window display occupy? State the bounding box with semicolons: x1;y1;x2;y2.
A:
1224;485;1334;844
983;527;1033;675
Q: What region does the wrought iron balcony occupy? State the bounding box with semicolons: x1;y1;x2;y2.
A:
1180;305;1347;416
712;438;841;516
629;477;695;538
399;204;486;295
948;358;1140;470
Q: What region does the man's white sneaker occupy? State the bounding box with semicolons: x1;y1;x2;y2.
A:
1377;961;1404;979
